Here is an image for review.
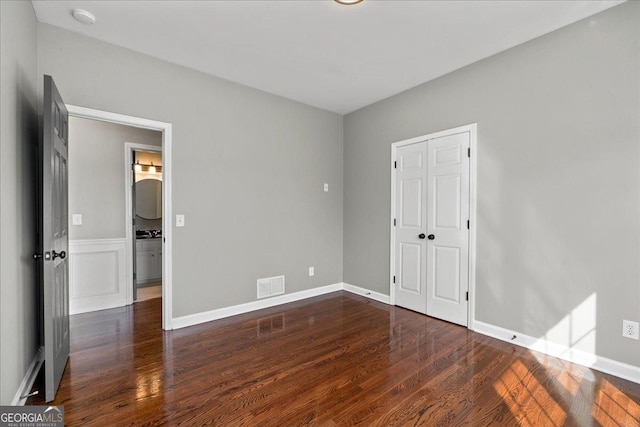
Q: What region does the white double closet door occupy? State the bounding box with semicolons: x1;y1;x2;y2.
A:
393;131;470;326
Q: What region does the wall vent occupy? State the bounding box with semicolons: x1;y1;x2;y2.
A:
257;275;285;299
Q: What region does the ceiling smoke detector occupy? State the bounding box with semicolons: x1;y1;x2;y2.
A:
334;0;364;5
72;9;96;25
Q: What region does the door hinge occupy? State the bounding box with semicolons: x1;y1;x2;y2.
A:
393;218;396;226
394;161;397;169
468;148;471;158
393;275;396;284
466;291;469;301
467;220;470;230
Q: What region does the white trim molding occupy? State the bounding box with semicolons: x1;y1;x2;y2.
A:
67;104;173;330
69;239;127;314
343;283;390;304
173;283;343;329
11;347;44;406
474;320;640;385
172;282;391;329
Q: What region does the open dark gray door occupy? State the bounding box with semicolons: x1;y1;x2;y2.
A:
39;75;70;402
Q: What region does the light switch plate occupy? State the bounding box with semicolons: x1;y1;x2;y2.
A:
324;183;329;192
176;214;185;227
309;267;314;277
72;214;82;225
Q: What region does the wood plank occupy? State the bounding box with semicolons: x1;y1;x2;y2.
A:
29;292;640;426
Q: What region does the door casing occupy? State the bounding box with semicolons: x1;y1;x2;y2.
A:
67;105;174;330
390;123;477;330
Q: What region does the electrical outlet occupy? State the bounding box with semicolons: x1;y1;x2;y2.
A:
623;320;639;340
308;267;314;277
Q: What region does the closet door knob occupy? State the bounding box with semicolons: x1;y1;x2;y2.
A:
418;233;426;239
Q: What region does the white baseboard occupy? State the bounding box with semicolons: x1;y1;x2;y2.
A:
172;282;391;329
172;283;343;329
474;320;640;385
342;283;390;304
11;347;44;406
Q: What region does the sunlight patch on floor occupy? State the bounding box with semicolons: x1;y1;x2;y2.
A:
554;368;581;396
493;359;567;427
592;378;640;427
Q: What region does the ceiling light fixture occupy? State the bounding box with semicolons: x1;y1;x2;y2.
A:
334;0;364;5
72;9;96;25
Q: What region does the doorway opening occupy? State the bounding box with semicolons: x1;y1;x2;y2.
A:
67;105;173;330
128;145;163;303
389;124;477;329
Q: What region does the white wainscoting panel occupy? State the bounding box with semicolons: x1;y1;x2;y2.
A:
69;239;128;314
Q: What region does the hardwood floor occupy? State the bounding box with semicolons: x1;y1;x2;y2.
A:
135;284;162;302
30;291;640;426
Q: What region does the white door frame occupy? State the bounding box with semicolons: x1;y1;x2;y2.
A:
67;105;174;330
389;123;477;329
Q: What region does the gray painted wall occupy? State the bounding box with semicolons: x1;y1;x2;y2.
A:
344;2;640;367
0;1;39;405
37;24;344;318
68;117;161;240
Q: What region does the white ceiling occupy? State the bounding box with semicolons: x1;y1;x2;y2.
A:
31;0;624;114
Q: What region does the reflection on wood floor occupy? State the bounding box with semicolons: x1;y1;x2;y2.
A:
29;291;640;426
